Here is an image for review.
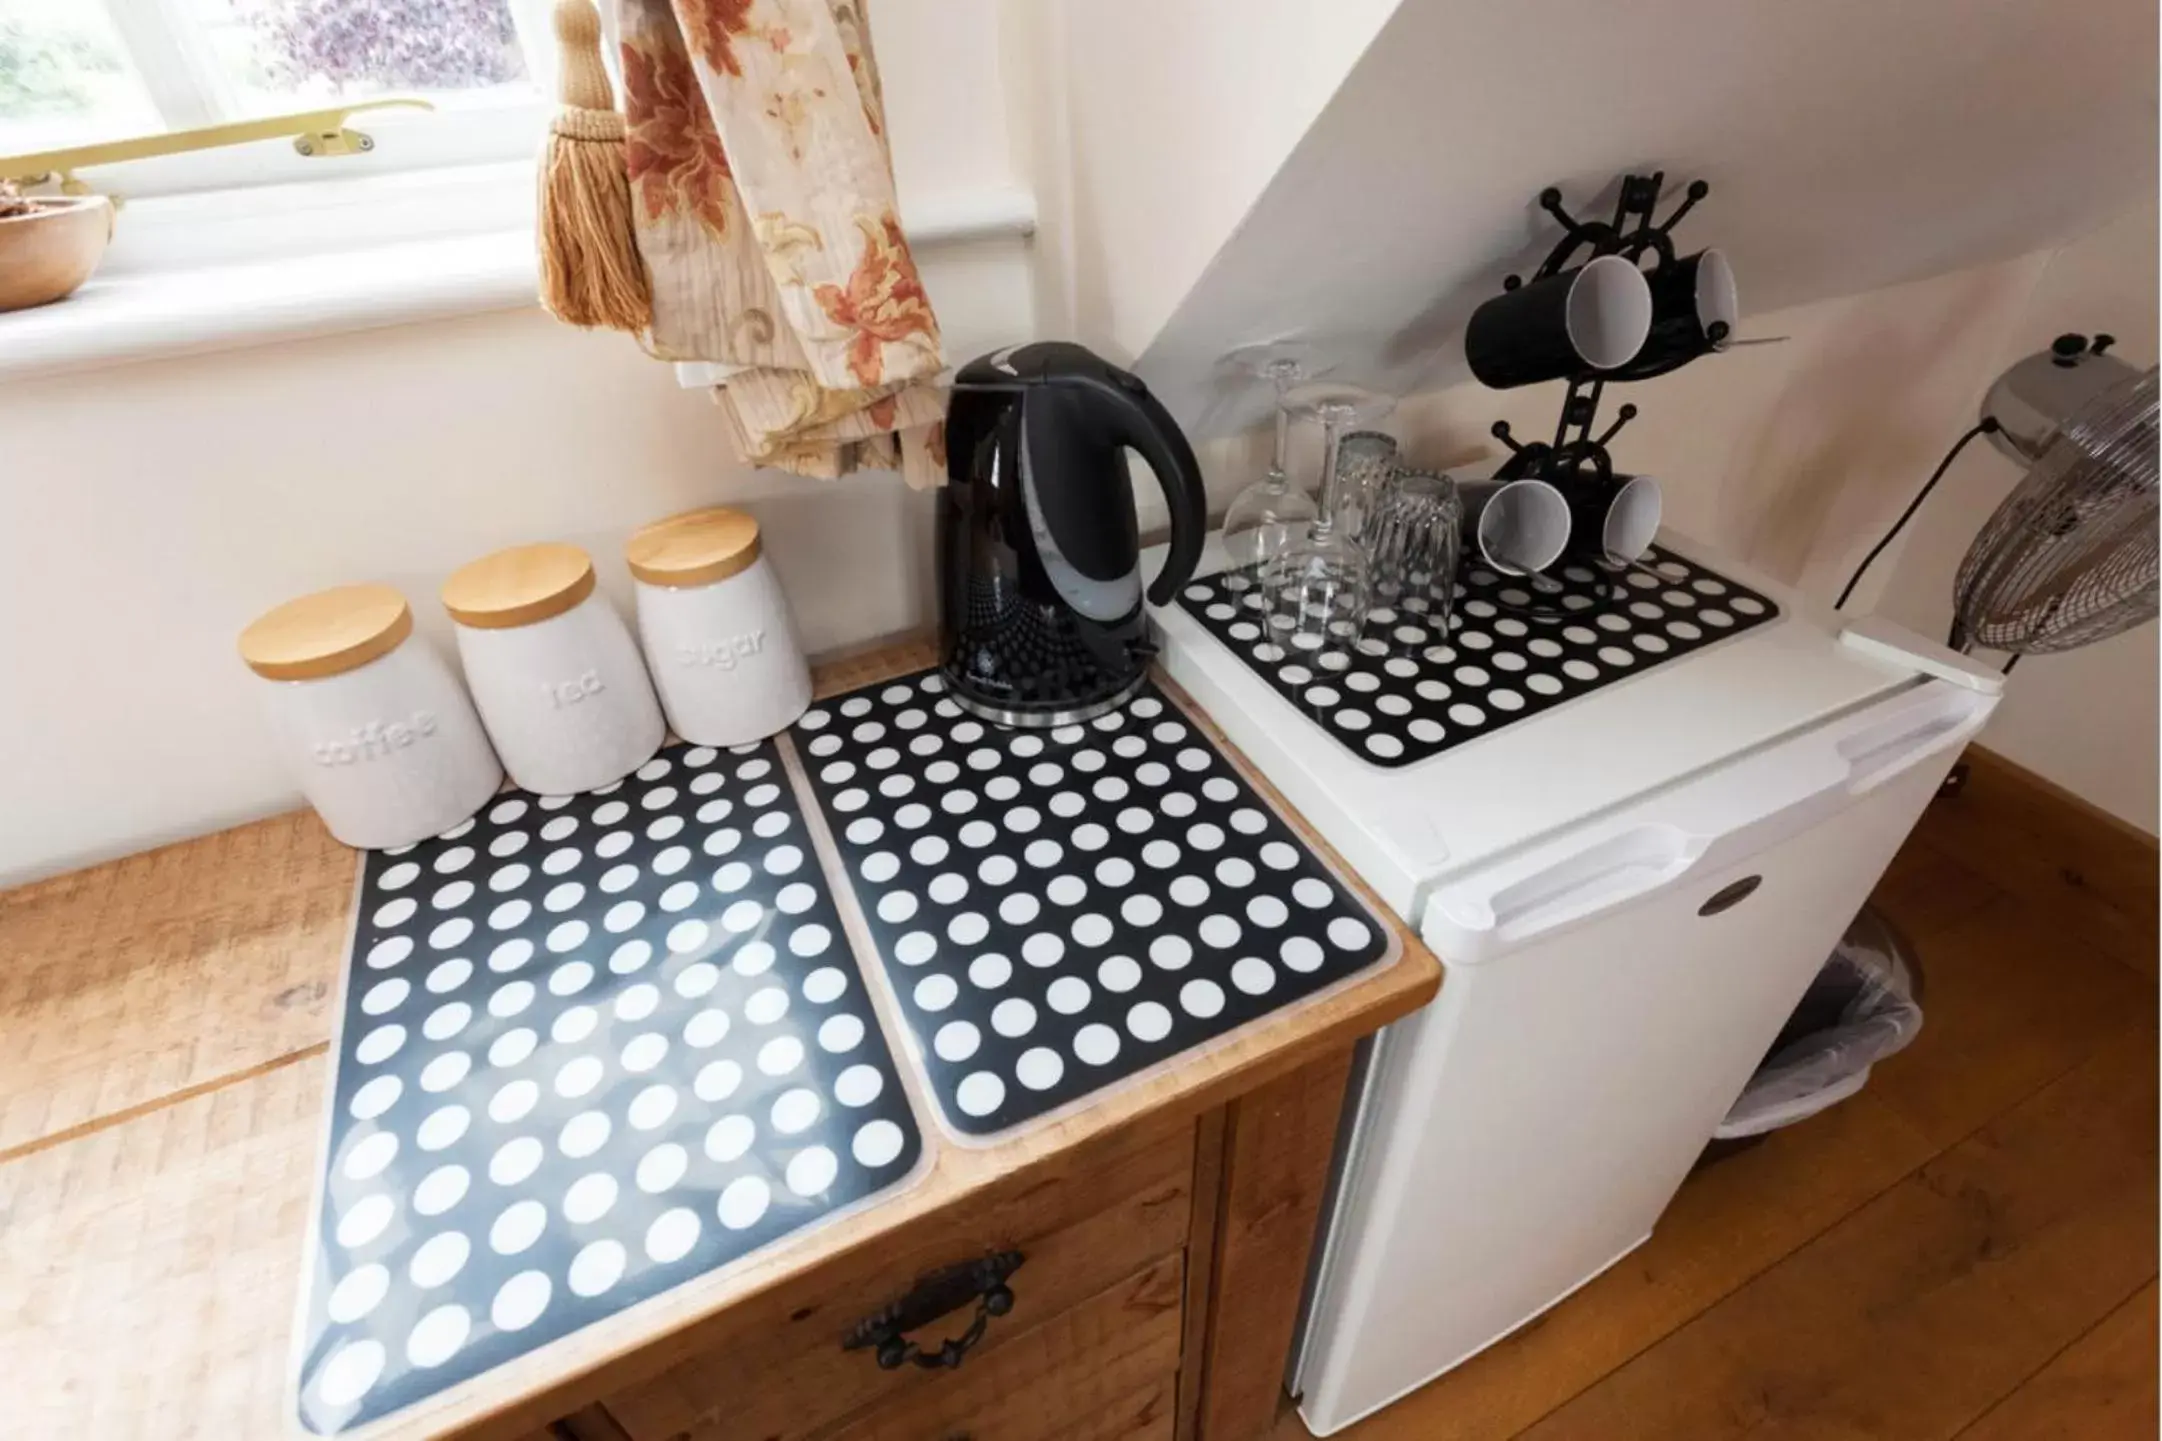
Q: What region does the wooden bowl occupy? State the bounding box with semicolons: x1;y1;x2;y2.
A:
0;195;114;313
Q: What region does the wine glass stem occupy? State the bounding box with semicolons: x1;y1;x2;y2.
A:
1268;361;1296;484
1313;408;1347;539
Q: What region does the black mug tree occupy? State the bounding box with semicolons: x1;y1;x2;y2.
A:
1478;174;1730;529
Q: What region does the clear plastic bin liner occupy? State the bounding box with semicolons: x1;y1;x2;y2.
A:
1715;909;1922;1139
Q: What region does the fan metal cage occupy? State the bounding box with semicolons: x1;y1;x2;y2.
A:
1952;366;2159;655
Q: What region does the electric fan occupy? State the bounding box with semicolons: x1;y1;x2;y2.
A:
1840;332;2159;666
1954;358;2157;657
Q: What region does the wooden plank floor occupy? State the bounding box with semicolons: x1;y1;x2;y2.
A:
1278;753;2158;1441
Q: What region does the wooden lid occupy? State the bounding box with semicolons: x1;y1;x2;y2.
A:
238;584;413;681
441;542;597;629
626;507;762;588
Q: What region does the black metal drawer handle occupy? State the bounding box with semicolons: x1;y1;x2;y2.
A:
843;1250;1025;1371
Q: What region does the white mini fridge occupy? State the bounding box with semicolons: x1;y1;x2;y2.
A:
1148;533;2001;1436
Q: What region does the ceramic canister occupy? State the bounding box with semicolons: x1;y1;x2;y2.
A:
238;584;503;849
627;506;812;746
442;542;664;795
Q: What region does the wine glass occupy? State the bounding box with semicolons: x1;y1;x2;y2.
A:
1266;384;1396;652
1218;343;1326;580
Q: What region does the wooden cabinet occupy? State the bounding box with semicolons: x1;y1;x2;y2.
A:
3;642;1440;1441
787;1255;1182;1441
600;1120;1195;1441
575;1050;1355;1441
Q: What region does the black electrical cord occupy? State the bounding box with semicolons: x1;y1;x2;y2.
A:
1834;417;2003;611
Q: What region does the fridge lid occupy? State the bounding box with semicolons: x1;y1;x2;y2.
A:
1417;674;1997;963
1150;530;1925;919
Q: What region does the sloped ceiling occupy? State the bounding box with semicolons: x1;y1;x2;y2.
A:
1137;0;2158;436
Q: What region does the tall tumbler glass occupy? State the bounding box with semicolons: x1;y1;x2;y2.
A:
1333;430;1399;550
1365;467;1463;639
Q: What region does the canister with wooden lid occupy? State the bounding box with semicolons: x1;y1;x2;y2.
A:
627;506;812;746
238;584;503;849
442;541;664;794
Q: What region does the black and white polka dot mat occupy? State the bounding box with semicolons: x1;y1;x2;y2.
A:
1175;547;1779;768
794;671;1398;1139
296;742;922;1435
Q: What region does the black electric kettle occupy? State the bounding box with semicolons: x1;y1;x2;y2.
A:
936;342;1207;726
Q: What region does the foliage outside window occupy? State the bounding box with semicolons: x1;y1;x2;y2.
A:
0;0;541;165
250;0;524;93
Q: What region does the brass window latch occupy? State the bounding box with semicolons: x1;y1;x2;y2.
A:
0;97;436;196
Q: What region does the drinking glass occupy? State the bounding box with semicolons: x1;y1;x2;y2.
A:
1218;344;1324;580
1365;467;1463;637
1266;384;1395;652
1333;430;1400;547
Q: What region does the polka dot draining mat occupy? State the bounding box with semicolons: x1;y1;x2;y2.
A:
295;741;923;1435
793;670;1398;1140
1174;547;1780;769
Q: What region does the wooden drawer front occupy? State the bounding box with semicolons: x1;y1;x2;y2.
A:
603;1120;1195;1441
803;1255;1182;1441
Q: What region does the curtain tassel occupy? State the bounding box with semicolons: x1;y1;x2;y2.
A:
537;0;652;333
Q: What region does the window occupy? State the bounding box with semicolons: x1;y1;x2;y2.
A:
1;0;558;196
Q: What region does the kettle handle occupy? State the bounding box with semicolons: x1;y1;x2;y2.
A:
1068;372;1208;606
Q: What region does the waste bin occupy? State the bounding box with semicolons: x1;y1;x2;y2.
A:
1712;904;1924;1142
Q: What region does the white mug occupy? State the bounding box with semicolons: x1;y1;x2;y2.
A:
1462;478;1571;576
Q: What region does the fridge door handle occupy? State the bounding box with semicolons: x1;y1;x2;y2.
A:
1433;823;1712;943
1424;682;1998;957
1835;687;1994;797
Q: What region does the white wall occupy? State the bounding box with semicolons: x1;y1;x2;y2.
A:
879;0;1030;210
1137;0;2158;433
0;0;1034;886
1012;0;1401;355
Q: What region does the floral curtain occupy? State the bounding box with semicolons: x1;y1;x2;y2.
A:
615;0;946;486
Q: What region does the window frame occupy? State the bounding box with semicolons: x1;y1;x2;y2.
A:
8;0;563;200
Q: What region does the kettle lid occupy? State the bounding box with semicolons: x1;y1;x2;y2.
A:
956;341;1127;389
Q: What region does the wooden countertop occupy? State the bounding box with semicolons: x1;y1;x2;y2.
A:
0;639;1441;1441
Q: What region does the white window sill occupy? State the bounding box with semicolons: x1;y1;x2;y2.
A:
0;166;1034;382
0;230;540;381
